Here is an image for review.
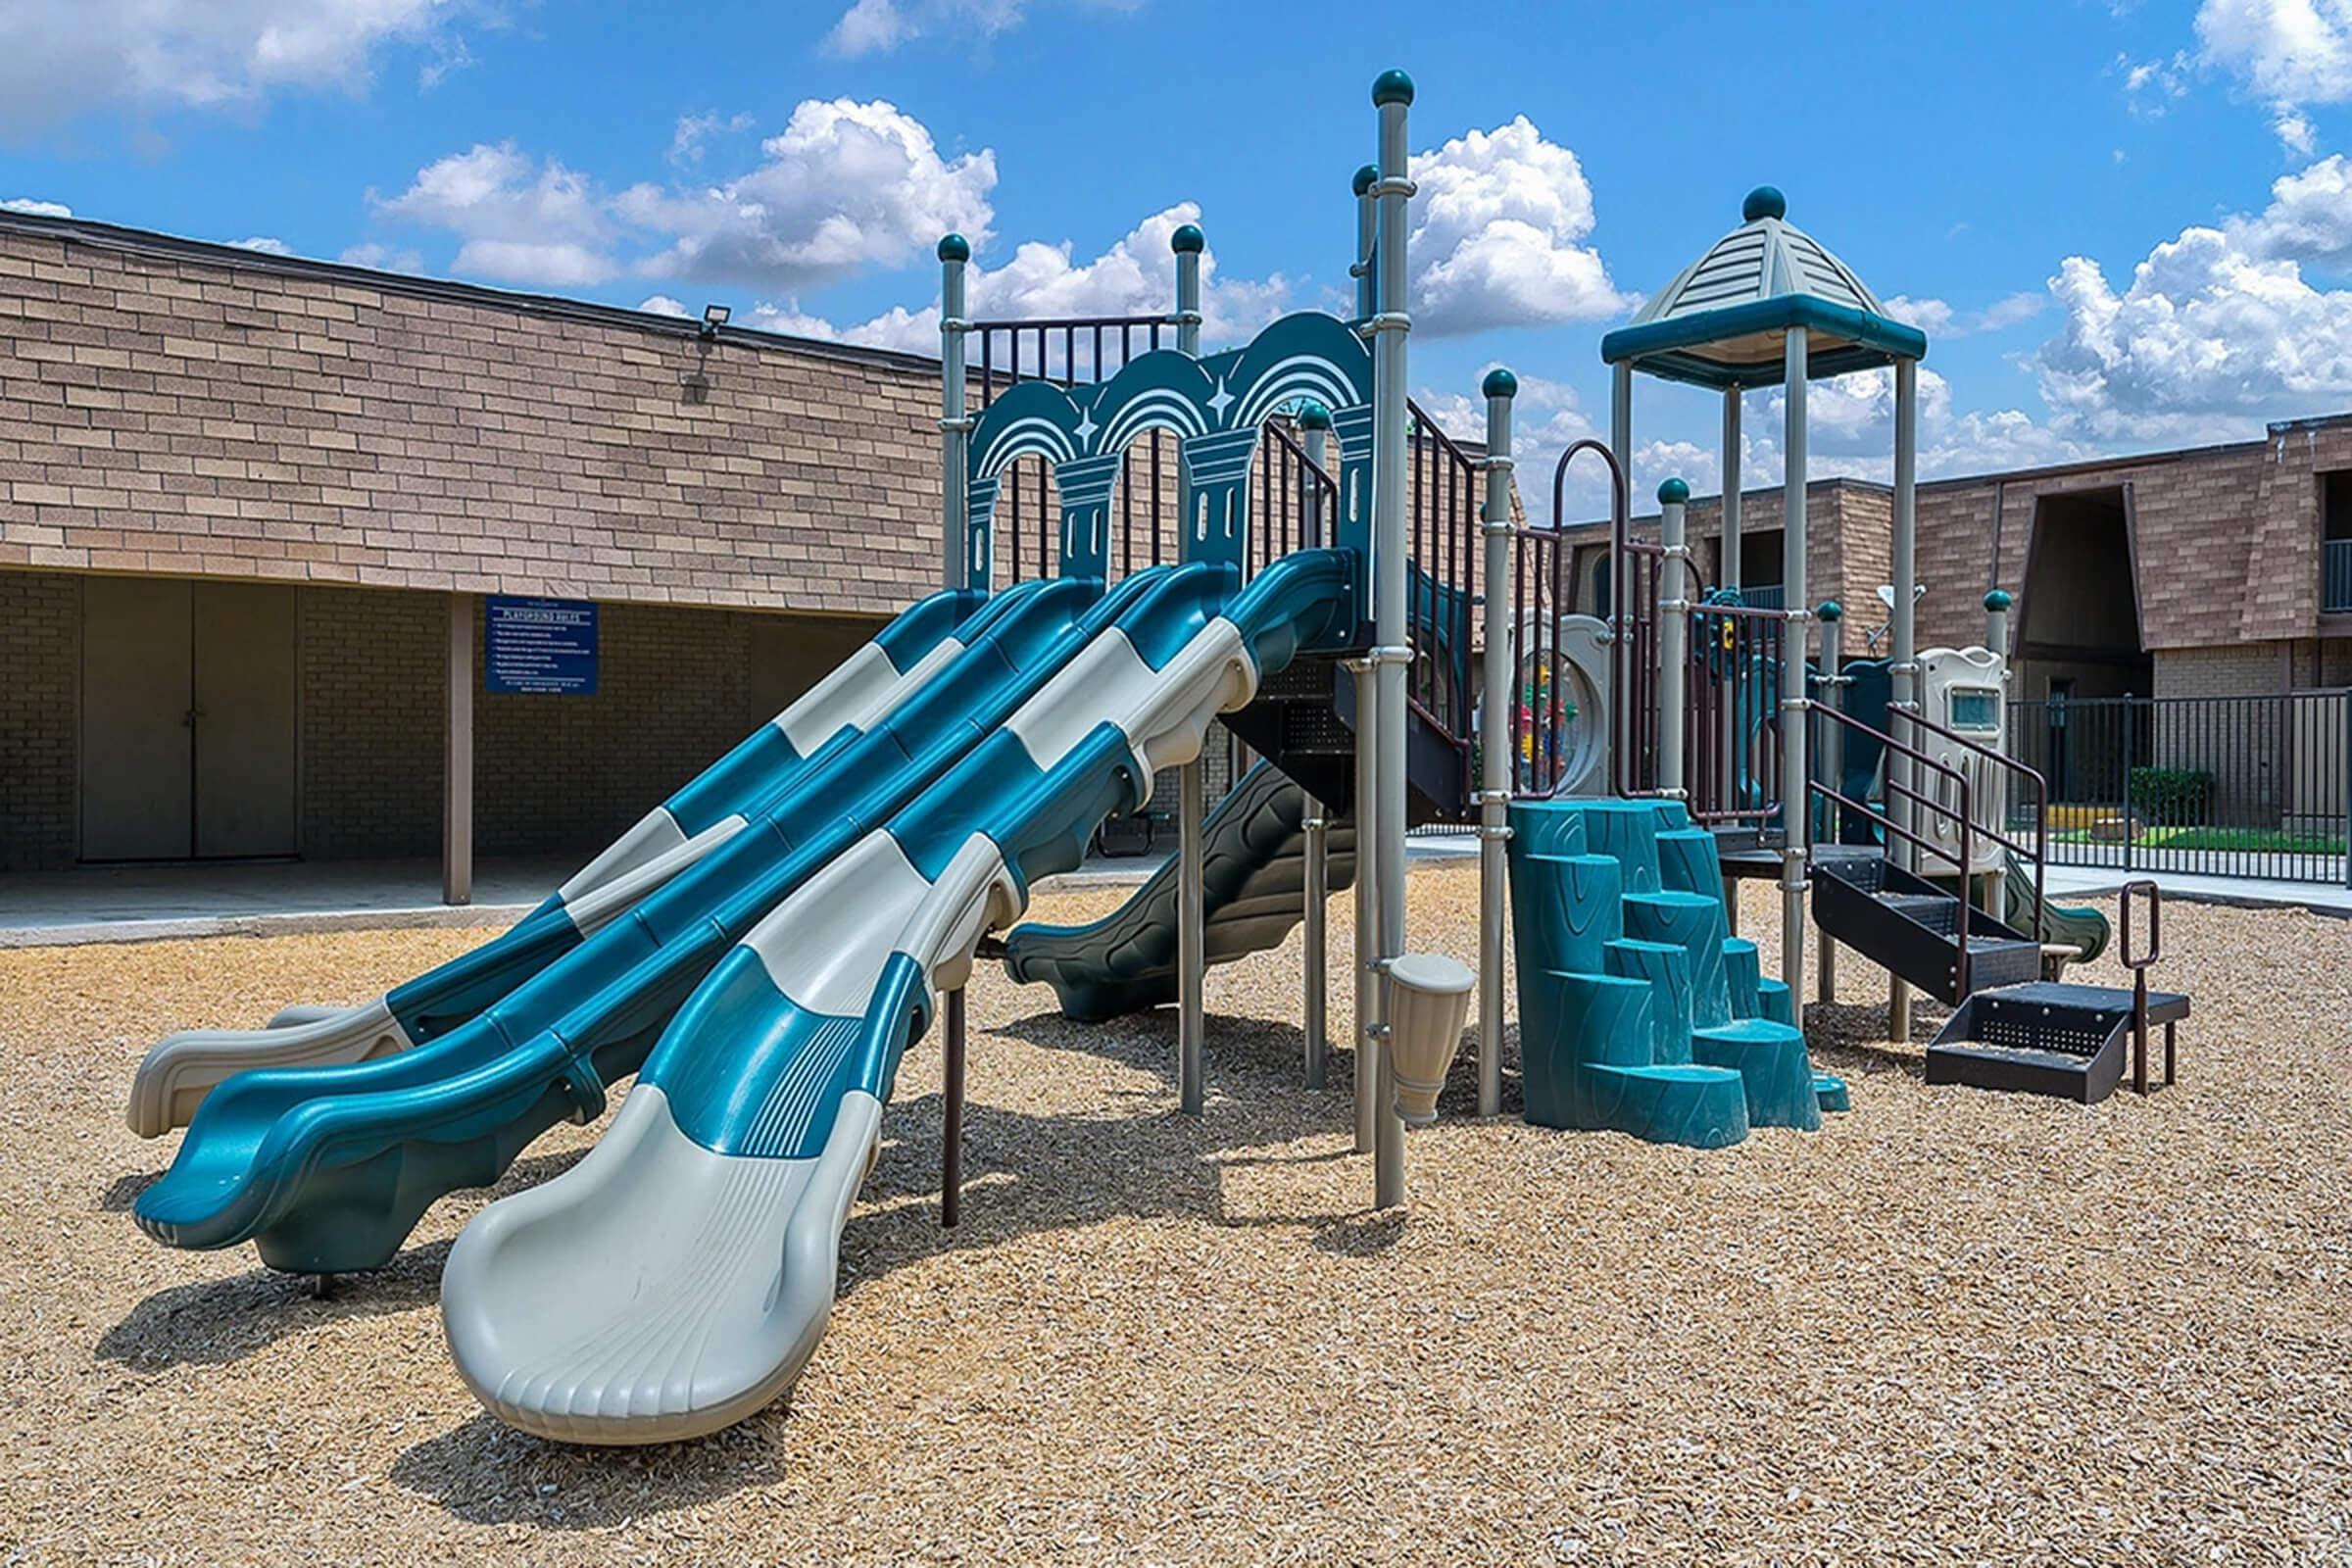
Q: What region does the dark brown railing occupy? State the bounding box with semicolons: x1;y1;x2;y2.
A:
1505;518;1573;797
1809;705;1983;993
2119;879;2171;1094
1686;599;1788;830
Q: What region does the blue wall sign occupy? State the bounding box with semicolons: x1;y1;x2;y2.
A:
485;596;600;696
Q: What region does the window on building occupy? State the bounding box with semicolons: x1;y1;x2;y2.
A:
2326;470;2352;612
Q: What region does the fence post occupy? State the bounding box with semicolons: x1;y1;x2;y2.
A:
2121;694;2135;878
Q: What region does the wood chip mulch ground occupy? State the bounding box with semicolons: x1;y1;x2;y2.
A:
2;866;2347;1566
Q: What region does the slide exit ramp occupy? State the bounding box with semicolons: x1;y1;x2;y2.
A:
132;574;1142;1273
124;587;986;1138
441;550;1354;1445
1003;759;1356;1021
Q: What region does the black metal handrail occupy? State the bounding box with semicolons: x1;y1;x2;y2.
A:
1892;706;2049;944
1810;703;1981;996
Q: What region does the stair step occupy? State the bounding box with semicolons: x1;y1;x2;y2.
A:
1813;1072;1851;1113
1926;1040;2111;1103
1583;1063;1750;1149
1693;1019;1823;1132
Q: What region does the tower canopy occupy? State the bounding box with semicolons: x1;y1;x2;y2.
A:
1600;186;1927;389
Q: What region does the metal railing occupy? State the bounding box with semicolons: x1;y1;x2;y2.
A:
2006;690;2352;885
1810;704;1985;994
2327;538;2352;612
1728;582;1786;612
1894;706;2048;942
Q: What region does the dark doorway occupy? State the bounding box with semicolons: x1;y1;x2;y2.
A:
2018;487;2151;699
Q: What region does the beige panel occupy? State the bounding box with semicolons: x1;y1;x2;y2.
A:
193;581;299;858
81;576;194;860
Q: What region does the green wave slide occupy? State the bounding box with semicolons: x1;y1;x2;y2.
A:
123;587;988;1138
133;570;1170;1273
1002;759;1357;1021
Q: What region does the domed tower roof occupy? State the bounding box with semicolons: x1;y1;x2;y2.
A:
1600;186;1926;389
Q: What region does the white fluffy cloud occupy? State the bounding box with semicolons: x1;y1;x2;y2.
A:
2197;0;2352;150
1406;117;1630;337
229;235;292;256
1880;292;2048;338
373;141;613;286
1;197;72;218
374;101;996;293
0;0;463;136
819;0;1130;58
620;98;997;290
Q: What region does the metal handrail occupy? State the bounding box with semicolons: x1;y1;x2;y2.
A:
1810;703;1981;996
1891;706;2049;944
2119;878;2167;1094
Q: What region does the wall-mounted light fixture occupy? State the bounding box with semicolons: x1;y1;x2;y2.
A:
700;303;731;339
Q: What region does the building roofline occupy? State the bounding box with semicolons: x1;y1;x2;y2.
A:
0;208;952;380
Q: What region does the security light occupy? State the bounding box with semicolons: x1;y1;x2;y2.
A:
700;303;730;337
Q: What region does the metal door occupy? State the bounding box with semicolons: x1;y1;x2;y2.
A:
79;576;195;860
192;581;298;857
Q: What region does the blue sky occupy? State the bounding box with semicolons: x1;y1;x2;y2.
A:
4;0;2349;514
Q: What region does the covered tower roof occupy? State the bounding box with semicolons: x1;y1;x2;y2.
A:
1600;186;1927;389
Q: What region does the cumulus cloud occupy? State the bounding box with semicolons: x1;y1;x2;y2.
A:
2120;49;2192;117
1;196;71;217
619;98;997;291
1406;117;1631;337
338;241;423;273
229;235;292;256
636;294;691;318
1881;291;2047;338
373;141;613;286
2196;0;2352;150
377;102;1000;293
0;0;466;136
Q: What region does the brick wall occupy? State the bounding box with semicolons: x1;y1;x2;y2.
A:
0;568;77;869
0;224;944;615
300;585;447;858
2151;642;2288;700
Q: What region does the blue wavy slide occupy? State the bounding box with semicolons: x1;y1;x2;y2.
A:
133;572;1157;1273
441;549;1352;1445
124;587;986;1139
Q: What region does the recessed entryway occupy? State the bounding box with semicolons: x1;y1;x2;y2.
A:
78;577;298;862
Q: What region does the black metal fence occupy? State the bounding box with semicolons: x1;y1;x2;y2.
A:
2005;690;2352;885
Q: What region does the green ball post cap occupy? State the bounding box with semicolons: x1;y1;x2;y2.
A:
1372;69;1415;107
1170;222;1204;256
1984;588;2015;611
1482;367;1518;400
937;233;970;263
1742;185;1787;222
1352;164;1379;197
1816;600;1843;623
1296;400;1334;431
1656;476;1690;505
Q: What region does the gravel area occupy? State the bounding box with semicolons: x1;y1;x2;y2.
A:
3;869;2348;1565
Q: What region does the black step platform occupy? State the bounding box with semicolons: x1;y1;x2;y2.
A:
1810;847;2041;1004
1927;981;2189;1104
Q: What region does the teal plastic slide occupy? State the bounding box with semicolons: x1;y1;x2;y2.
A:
134;571;1139;1271
124;586;988;1137
1003;759;1356;1020
437;550;1354;1443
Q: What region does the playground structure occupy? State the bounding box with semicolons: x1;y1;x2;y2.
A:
117;70;2186;1447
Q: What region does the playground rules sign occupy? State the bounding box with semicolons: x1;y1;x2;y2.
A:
485;596;600;696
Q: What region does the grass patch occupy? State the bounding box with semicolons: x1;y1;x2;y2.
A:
2051;825;2346;855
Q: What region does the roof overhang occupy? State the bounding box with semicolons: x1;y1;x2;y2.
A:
1601;295;1928;390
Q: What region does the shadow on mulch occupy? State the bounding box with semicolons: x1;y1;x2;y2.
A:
390;1412;784;1530
95;1168;165;1212
95;1146;592;1370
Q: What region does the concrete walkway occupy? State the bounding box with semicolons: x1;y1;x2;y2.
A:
0;835;1484;949
2040;863;2352;917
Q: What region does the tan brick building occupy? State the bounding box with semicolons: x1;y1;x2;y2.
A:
1559;417;2352;703
0;211;958;874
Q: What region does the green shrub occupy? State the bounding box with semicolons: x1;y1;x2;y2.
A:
2128;766;2213;824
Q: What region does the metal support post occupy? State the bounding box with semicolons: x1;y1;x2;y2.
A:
1369;70;1414;1207
1657;478;1690;799
1984;588;2012;921
1722;388;1742;589
1174;225;1207;1116
1816;601;1843;1004
942;987;965;1228
939;235;972;590
1351;657;1378;1152
442;592;473;906
1779;327;1811;1002
1477;368;1517;1118
1888;355;1919;1041
1302;407;1333;1089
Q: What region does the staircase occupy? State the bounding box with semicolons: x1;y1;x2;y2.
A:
1510;797;1846;1149
1810;846;2041;1005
